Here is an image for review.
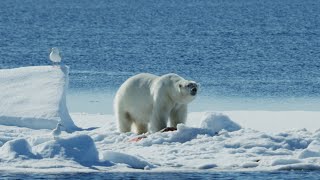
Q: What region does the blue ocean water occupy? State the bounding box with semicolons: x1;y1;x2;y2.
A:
2;171;320;180
0;0;320;112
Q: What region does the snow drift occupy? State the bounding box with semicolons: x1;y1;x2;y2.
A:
200;112;241;133
0;138;39;160
35;135;100;165
1;112;320;172
0;66;78;131
102;151;155;169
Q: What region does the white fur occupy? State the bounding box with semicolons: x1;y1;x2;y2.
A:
114;73;197;134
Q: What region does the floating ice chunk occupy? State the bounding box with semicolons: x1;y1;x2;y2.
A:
200;112;241;133
0;138;39;160
102;151;155;169
35;135;99;165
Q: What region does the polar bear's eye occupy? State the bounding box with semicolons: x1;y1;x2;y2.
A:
179;84;182;88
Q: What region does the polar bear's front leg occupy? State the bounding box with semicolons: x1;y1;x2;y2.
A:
170;104;187;127
149;113;169;133
149;104;171;133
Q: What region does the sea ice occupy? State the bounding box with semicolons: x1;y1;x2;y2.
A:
0;112;320;172
101;151;155;169
0;66;79;132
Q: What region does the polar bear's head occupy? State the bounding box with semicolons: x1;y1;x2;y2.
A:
167;74;198;104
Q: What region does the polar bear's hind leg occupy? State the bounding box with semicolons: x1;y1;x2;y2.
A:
117;111;133;133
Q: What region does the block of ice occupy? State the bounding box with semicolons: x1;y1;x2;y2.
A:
0;66;79;131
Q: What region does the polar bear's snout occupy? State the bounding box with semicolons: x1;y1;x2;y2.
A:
191;87;197;96
187;82;198;96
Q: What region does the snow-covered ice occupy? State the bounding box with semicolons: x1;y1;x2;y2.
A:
1;111;320;172
200;112;241;134
1;66;320;173
0;66;79;132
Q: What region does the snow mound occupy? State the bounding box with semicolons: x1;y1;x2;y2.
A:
102;151;155;169
169;124;216;143
200;112;241;133
0;138;38;160
298;140;320;159
139;124;216;146
35;135;99;165
0;66;79;132
271;159;301;166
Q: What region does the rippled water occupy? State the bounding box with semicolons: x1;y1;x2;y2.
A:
1;0;319;112
2;171;320;180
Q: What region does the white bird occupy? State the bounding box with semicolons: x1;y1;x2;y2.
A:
51;123;63;139
49;47;62;65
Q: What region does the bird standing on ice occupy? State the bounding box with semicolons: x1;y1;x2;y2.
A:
49;47;62;66
52;123;63;139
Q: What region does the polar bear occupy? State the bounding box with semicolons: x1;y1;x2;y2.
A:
114;73;198;134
